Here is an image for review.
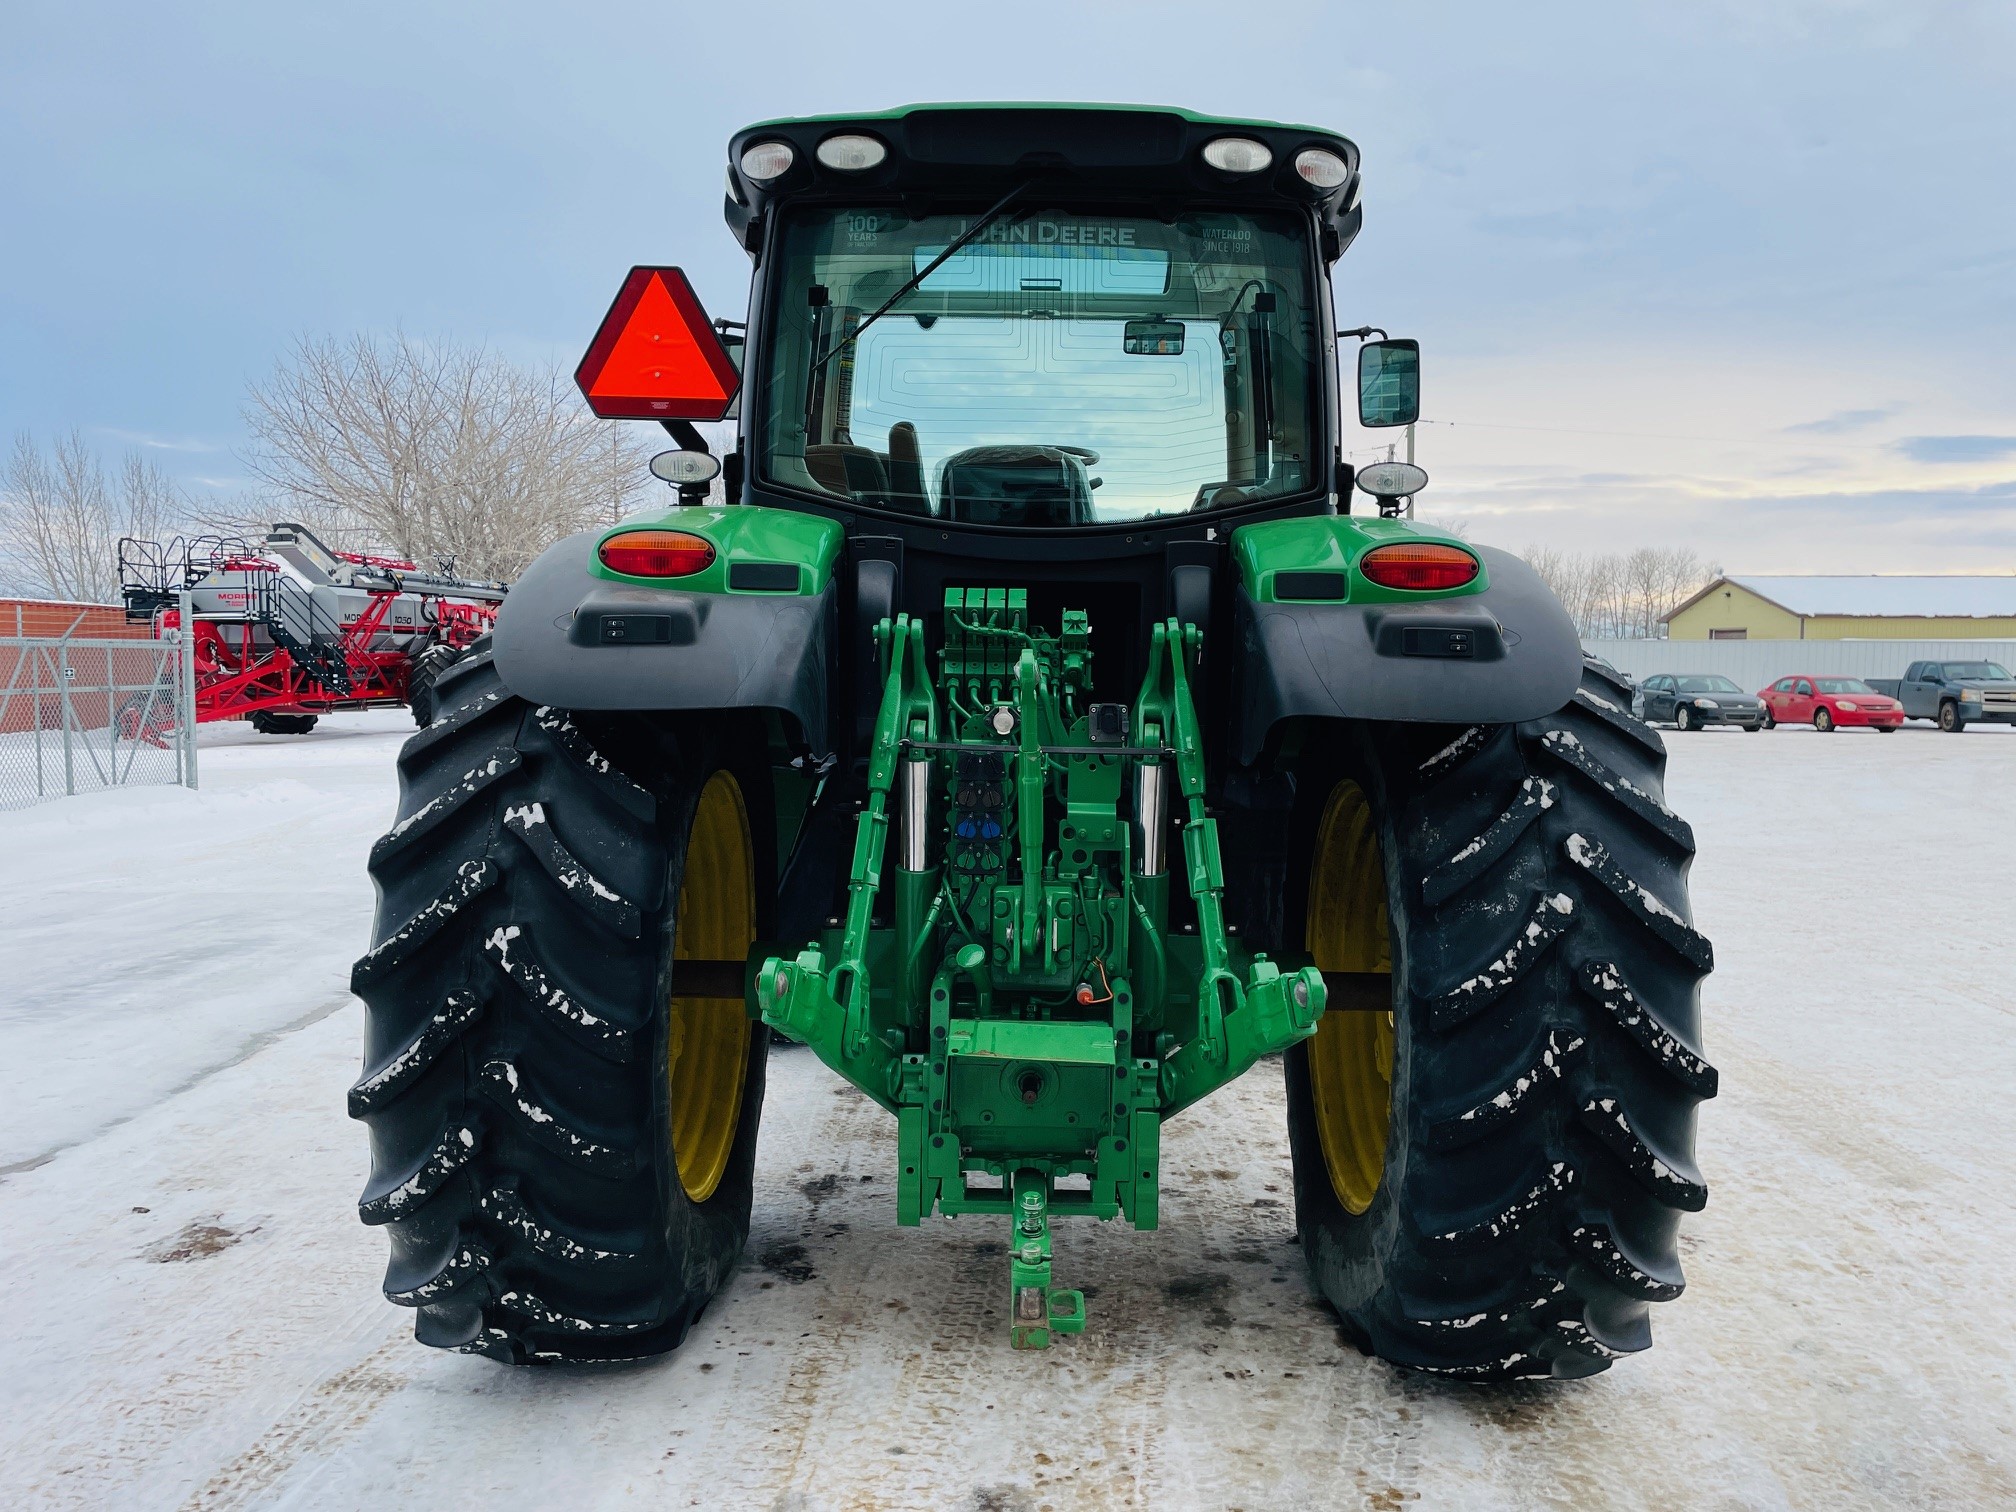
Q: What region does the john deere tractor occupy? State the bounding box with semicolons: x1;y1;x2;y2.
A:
351;105;1716;1379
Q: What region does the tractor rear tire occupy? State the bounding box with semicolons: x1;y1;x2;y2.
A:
349;647;773;1363
1284;659;1717;1381
406;643;463;728
250;711;318;735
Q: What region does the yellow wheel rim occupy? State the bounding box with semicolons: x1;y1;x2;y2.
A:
666;771;755;1204
1303;779;1395;1216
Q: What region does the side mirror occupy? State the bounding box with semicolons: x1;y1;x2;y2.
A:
1358;338;1420;428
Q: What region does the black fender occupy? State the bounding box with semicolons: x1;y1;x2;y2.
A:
492;529;833;749
1232;545;1581;762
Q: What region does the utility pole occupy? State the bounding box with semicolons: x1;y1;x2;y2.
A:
1404;421;1416;517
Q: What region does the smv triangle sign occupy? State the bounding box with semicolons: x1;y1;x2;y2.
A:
575;267;741;421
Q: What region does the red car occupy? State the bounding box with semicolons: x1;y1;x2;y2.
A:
1758;675;1904;731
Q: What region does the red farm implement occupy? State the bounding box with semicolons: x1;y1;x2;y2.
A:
118;523;507;736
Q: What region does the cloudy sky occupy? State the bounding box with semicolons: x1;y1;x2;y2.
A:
3;0;2011;571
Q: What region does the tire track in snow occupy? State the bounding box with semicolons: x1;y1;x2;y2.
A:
710;1054;1175;1510
0;991;355;1179
175;1333;411;1510
735;1054;1190;1509
737;1072;887;1507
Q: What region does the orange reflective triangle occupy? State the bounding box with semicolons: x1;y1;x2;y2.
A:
589;274;729;404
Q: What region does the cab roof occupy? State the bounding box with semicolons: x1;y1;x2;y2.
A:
723;102;1362;262
738;101;1341;137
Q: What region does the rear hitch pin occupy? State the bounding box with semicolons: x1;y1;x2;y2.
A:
1007;1170;1085;1350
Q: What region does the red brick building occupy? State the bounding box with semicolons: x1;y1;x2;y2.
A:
1;598;150;639
0;600;159;734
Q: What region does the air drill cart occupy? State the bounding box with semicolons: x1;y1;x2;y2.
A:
119;523;504;734
352;106;1716;1379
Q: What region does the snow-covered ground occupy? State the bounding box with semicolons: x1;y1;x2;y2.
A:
1;712;2011;1510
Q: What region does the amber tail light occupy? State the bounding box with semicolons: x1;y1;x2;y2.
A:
1359;543;1480;592
598;530;716;577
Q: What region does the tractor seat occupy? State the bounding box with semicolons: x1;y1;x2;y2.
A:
804;444;890;501
885;422;930;515
938;445;1095;527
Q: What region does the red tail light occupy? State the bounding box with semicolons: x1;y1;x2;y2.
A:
598;530;716;578
1359;543;1479;592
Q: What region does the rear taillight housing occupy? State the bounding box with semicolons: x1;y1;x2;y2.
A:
598;529;716;578
1359;543;1480;592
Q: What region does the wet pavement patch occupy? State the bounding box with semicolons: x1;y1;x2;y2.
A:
144;1219;252;1263
1165;1270;1236;1328
1164;1271;1232;1303
759;1241;817;1284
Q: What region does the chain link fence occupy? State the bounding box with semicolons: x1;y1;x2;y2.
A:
0;593;198;812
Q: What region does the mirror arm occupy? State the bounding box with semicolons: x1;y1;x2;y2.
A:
1336;326;1388;342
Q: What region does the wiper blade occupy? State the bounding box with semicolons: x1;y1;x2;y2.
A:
812;182;1030;373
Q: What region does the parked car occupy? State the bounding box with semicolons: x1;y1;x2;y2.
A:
1866;660;2016;733
1633;673;1767;730
1757;675;1903;732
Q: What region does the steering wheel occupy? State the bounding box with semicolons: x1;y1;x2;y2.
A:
1052;446;1101;467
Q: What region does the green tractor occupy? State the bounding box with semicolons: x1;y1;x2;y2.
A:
351;104;1716;1379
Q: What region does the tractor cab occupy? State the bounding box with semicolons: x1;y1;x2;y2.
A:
721;108;1416;540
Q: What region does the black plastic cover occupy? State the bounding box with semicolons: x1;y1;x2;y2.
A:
1232;545;1582;762
493;529;833;749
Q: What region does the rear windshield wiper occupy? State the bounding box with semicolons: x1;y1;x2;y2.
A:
812;182;1030;373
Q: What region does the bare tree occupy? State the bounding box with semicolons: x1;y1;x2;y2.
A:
1523;543;1572;618
1522;544;1718;640
242;335;660;581
0;431;186;602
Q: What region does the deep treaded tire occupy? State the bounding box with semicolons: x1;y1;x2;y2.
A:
1286;659;1717;1380
350;647;771;1363
250;710;318;735
406;643;462;728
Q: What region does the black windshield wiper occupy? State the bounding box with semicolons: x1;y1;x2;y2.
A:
812;182;1030;373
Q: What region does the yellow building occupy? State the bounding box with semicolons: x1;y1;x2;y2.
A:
1663;576;2016;640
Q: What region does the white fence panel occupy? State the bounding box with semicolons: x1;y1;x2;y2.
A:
1582;638;2016;687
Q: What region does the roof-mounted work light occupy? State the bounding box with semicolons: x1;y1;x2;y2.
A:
815;133;888;171
738;141;795;181
1201;136;1272;173
1293;147;1350;188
